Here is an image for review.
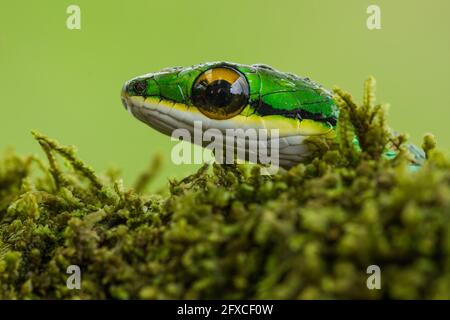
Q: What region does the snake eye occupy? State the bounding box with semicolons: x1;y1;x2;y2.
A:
192;67;249;120
132;80;147;95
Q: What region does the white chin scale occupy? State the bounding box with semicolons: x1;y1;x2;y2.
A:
126;98;313;169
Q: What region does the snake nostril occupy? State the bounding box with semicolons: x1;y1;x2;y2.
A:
132;80;147;95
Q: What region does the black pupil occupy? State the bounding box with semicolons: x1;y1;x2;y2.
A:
205;80;232;107
192;70;249;119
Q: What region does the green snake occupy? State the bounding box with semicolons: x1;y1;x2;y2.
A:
121;61;424;168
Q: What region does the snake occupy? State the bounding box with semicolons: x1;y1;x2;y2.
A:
120;61;424;169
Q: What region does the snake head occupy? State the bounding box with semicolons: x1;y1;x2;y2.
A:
121;62;338;167
122;62;337;134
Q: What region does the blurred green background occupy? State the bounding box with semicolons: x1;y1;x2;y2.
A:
1;0;449;188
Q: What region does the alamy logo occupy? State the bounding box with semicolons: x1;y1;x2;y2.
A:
366;265;381;290
366;5;381;30
66;265;81;289
66;5;81;30
171;121;280;174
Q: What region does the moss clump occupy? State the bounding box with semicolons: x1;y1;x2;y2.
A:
1;78;450;299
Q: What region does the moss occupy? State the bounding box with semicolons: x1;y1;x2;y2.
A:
1;78;450;299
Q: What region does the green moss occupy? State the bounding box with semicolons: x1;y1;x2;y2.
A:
1;78;450;299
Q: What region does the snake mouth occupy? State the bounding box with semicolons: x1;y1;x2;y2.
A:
122;95;191;136
121;83;132;111
121;96;129;111
130;102;186;136
122;96;332;168
124;95;335;136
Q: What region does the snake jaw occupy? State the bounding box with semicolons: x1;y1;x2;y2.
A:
121;95;332;168
121;62;340;168
121;83;130;111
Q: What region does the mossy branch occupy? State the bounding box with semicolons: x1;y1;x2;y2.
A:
422;133;437;159
333;77;391;161
32;131;104;191
0;78;448;300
